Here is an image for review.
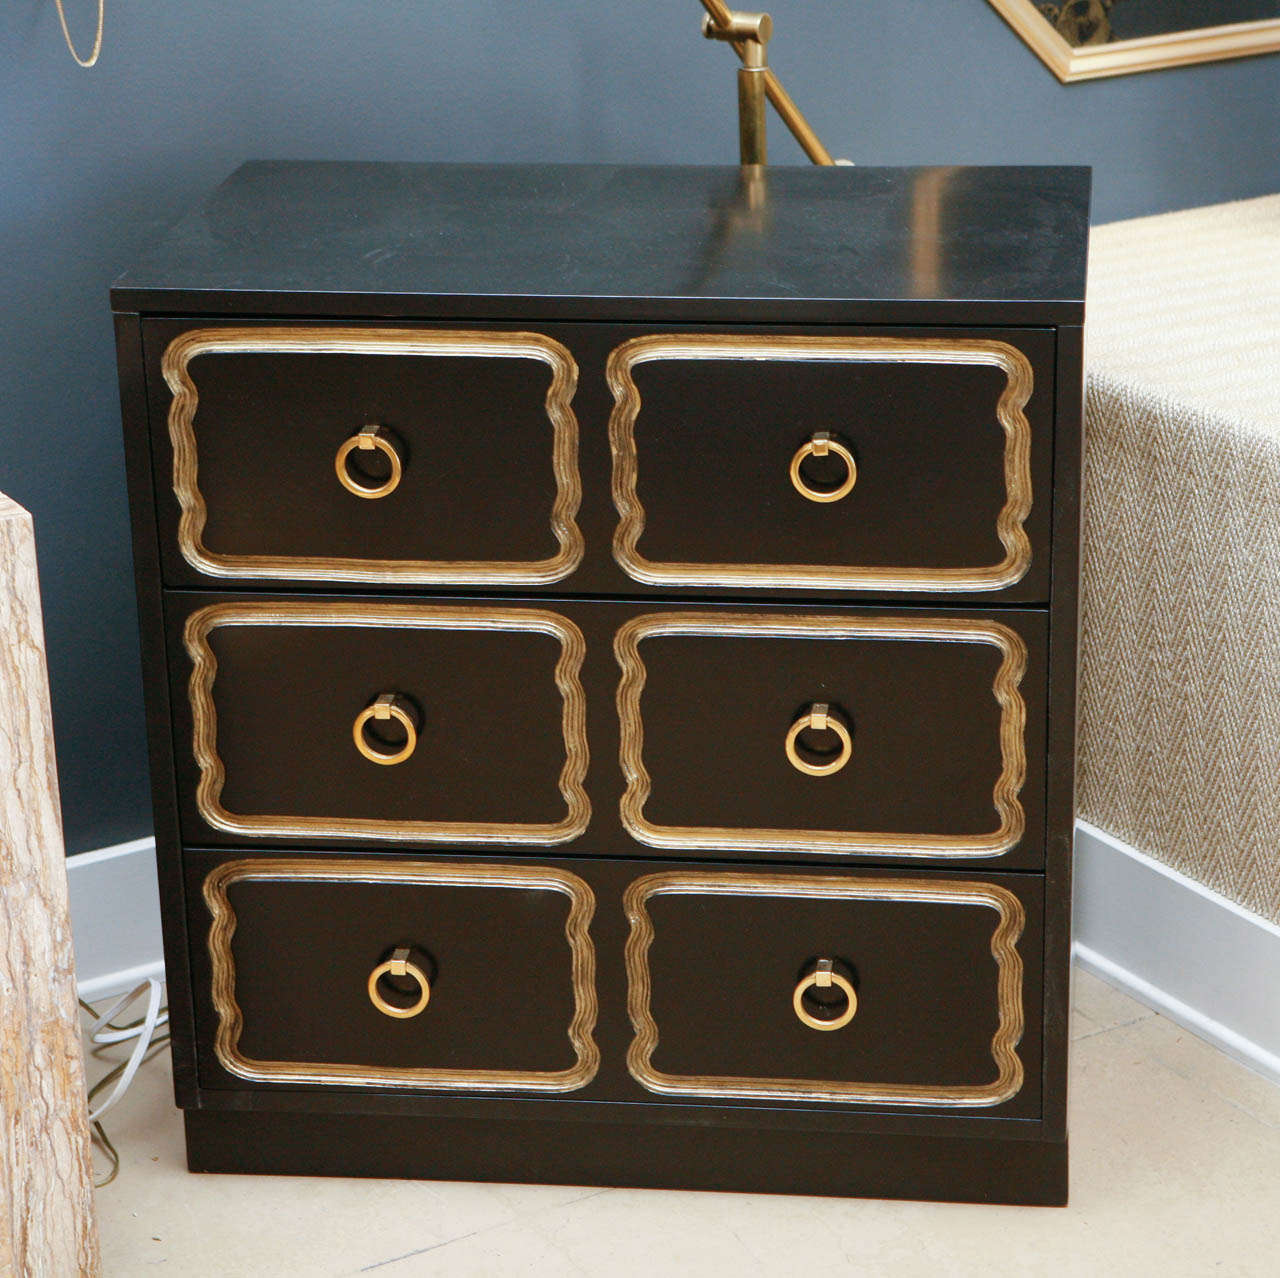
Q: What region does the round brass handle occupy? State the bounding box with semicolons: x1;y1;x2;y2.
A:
367;948;431;1019
784;702;852;777
793;959;857;1031
335;423;403;499
353;693;419;766
789;431;856;503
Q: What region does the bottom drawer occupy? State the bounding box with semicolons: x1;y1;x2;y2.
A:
627;868;1033;1109
185;853;1043;1118
195;857;599;1093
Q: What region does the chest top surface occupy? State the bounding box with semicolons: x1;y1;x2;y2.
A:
111;161;1090;325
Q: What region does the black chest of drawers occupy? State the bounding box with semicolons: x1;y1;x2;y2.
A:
112;161;1089;1206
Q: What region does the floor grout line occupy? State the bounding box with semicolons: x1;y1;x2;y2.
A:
1137;1040;1280;1131
1213;1092;1280;1132
356;1229;486;1274
352;1188;614;1275
1072;1012;1157;1042
1076;1006;1280;1132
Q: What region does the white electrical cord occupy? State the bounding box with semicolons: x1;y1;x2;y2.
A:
53;0;105;68
84;978;168;1123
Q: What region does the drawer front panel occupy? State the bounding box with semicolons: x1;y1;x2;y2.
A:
187;853;1041;1120
169;595;1046;866
608;331;1054;597
197;857;598;1092
625;869;1039;1109
171;600;589;845
144;322;582;586
617;611;1046;862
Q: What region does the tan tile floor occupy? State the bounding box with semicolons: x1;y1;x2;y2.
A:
92;970;1280;1276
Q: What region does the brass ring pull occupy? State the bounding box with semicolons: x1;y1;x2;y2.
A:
793;959;857;1031
367;947;431;1019
335;423;403;499
353;693;419;766
784;702;852;777
789;431;856;503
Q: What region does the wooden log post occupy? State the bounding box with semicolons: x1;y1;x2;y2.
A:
0;494;100;1276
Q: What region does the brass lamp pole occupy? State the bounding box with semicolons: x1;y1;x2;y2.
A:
697;0;835;165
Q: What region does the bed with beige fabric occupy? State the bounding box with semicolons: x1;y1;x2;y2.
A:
1080;195;1280;925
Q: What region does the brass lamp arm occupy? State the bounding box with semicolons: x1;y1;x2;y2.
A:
698;0;835;165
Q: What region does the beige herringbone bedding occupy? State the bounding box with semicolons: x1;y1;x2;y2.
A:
1080;195;1280;923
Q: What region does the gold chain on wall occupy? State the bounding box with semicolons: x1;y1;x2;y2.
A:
54;0;104;68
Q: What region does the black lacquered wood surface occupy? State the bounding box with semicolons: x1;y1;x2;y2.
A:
624;333;1052;585
112;162;1089;326
185;850;1043;1124
165;593;1048;869
184;615;570;829
114;160;1088;1206
142;321;565;569
216;874;580;1074
640;877;1041;1106
145;318;1055;603
634;618;1046;850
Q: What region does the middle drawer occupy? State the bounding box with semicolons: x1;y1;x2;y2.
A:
165;595;1047;868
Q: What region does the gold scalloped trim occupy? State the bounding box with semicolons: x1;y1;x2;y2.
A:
615;611;1027;857
205;858;599;1092
624;869;1025;1106
608;333;1034;592
184;601;590;845
164;326;584;585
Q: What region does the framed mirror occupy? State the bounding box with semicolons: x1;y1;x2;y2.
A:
988;1;1280;80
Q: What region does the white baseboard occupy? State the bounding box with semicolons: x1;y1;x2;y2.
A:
61;821;1280;1087
65;835;165;1002
1073;819;1280;1086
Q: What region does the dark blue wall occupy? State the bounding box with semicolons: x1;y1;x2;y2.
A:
3;1;1278;851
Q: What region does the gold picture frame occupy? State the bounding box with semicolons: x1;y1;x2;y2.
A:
988;1;1280;81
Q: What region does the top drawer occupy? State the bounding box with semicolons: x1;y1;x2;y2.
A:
142;322;583;587
608;330;1054;599
141;320;1055;600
